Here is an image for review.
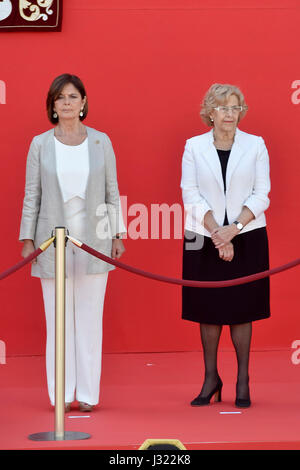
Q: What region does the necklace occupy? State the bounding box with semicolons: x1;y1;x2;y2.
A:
213;131;234;151
213;141;232;151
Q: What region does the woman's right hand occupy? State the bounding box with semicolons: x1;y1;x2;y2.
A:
218;242;234;262
21;239;37;264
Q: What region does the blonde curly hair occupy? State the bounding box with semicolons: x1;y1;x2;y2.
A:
200;83;248;127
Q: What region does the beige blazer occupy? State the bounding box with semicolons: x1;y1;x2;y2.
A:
19;126;126;278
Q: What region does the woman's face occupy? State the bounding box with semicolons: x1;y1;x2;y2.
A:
53;82;86;122
210;94;241;133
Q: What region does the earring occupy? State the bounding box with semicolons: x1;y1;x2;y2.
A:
210;117;214;122
53;111;58;119
79;109;84;117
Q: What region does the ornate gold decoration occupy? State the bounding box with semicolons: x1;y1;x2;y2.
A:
19;0;54;22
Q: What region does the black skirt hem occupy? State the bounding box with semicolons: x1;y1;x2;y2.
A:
182;312;271;326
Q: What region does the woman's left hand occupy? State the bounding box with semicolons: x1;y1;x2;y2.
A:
211;224;239;248
218;242;234;262
111;239;125;259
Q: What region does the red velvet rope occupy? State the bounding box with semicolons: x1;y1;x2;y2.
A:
78;242;300;288
0;247;42;281
2;238;300;287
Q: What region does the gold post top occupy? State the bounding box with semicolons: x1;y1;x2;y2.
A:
39;236;56;252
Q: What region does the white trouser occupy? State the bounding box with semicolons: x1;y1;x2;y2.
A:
41;197;108;405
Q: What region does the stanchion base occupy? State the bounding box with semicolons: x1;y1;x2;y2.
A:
28;431;91;441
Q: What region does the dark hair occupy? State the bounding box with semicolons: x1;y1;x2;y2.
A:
46;73;88;124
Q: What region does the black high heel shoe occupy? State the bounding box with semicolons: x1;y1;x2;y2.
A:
191;378;223;406
235;382;251;408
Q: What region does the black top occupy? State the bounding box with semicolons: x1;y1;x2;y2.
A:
216;149;231;225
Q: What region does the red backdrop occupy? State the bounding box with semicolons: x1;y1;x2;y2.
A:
1;0;299;356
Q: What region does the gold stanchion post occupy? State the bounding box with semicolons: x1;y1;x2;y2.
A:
29;227;90;441
54;226;66;440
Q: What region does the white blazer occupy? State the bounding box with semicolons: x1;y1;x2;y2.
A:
181;127;270;237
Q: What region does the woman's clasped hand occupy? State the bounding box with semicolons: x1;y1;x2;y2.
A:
211;224;239;262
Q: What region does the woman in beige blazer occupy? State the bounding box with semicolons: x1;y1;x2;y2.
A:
19;74;126;412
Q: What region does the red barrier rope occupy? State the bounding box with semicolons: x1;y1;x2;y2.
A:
68;236;300;288
0;237;55;281
2;234;299;287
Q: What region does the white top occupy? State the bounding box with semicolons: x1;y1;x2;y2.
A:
55;137;90;202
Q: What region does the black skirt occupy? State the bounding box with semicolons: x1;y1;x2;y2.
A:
182;227;270;325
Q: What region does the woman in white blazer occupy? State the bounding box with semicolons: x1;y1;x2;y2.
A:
19;74;126;412
181;83;271;408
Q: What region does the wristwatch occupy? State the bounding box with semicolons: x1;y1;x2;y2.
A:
233;221;244;231
114;234;123;239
